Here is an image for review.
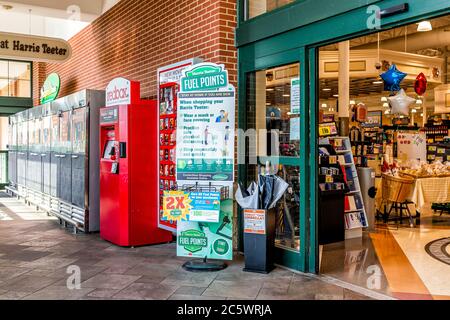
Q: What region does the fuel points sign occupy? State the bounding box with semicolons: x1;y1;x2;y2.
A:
176;62;235;189
176;198;233;261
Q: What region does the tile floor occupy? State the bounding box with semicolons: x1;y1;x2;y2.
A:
0;193;373;300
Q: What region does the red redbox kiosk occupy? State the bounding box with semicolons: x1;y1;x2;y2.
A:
100;78;172;246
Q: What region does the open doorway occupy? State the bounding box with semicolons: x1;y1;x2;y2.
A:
316;15;450;300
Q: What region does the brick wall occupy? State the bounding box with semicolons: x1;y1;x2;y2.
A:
32;62;47;105
33;0;237;103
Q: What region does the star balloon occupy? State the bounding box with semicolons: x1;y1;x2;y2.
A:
381;64;407;93
388;89;415;116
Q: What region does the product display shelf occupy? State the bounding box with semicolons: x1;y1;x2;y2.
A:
319;136;369;238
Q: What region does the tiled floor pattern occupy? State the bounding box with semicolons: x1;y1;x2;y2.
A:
0;194;372;300
321;210;450;301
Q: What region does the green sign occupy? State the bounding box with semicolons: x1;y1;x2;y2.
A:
181;64;228;92
178;230;208;253
40;73;60;104
177;199;233;260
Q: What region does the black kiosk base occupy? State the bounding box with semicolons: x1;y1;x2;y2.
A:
243;209;276;274
183;257;227;272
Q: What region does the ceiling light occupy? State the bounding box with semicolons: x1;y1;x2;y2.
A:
350;100;356;105
266;88;274;92
283;94;290;97
381;97;388;102
384;110;390;115
373;80;383;85
411;109;417;113
420;113;424;117
333;94;339;98
416;99;423;105
417;21;432;32
383;103;390;108
322;88;332;92
321;103;328;109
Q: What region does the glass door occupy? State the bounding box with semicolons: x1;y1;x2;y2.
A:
240;48;309;271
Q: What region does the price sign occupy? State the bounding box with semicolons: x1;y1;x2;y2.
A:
319;126;331;136
318;122;338;137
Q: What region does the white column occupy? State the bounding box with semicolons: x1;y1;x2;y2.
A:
338;41;350;136
338;41;350;119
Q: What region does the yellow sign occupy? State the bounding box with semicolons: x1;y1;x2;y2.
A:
0;32;72;63
162;191;191;222
319;126;331;136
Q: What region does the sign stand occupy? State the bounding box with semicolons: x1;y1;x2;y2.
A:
182;256;227;272
180;182;230;272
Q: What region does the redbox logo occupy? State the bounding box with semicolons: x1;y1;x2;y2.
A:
105;78;132;106
107;86;129;103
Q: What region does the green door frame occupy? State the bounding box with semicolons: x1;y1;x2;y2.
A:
237;0;450;273
238;47;308;271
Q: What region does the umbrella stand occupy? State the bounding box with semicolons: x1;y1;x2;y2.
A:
180;182;229;273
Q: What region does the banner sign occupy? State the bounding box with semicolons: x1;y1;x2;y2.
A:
0;32;71;63
177;199;233;260
40;73;60;104
162;191;191;223
189;192;221;223
362;111;382;128
291;78;300;114
176;63;235;184
162;191;221;223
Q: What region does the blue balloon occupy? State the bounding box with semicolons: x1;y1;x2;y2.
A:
380;64;407;93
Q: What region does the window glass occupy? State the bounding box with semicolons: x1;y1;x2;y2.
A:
247;0;295;19
51;115;59;151
59;111;71;153
42;116;52;151
244;62;301;252
0;60;31;98
0;79;8;96
72;108;87;154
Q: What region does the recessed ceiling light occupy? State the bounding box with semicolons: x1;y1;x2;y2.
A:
322;88;332;92
417;21;432;32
